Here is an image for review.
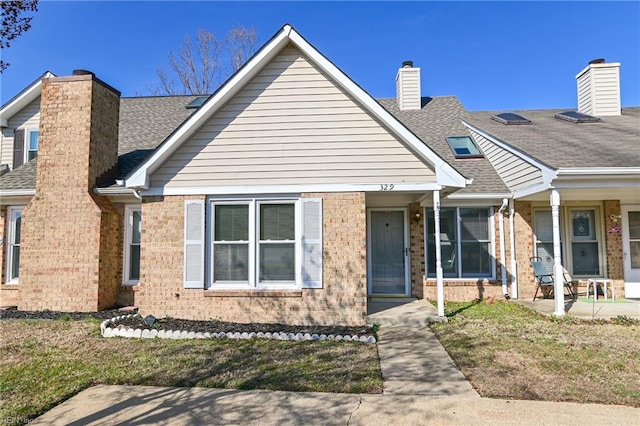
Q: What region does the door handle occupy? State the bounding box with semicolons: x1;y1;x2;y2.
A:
404;247;409;256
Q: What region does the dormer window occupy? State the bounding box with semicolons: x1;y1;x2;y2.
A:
445;136;484;159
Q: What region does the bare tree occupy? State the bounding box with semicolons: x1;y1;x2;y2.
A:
151;25;258;96
1;0;39;73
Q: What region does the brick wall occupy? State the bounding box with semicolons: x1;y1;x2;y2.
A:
604;200;625;298
18;74;122;312
136;192;367;326
409;202;424;298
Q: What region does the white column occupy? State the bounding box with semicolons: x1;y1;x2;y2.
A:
499;199;508;296
509;199;518;299
550;189;565;316
433;190;444;317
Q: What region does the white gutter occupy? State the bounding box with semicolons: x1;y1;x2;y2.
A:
0;189;35;197
556;167;640;176
509;198;518;299
498;198;509;297
93;187;136;196
446;193;513;200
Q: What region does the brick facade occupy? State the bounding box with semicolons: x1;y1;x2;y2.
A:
135;192;367;326
18;74;122;312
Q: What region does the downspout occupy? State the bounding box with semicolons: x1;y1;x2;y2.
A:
132;188;142;201
509;198;518;299
498;198;509;297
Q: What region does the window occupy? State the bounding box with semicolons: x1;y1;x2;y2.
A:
26;130;39;161
12;129;39;169
491;112;532;125
445;136;483;158
5;207;23;283
554;111;601;123
123;206;141;284
533;210;561;274
426;207;493;278
533;207;602;277
206;198;321;289
212;203;250;282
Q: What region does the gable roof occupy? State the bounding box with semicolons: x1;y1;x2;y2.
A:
0;71;55;127
124;24;470;190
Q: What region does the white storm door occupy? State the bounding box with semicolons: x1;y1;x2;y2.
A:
621;206;640;297
368;209;410;296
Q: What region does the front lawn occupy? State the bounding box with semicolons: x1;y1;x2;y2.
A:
430;300;640;407
0;319;382;423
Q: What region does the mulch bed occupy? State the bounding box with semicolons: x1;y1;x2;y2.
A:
0;308;376;337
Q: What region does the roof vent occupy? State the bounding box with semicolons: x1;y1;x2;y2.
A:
588;58;605;65
402;60;414;68
72;69;94;76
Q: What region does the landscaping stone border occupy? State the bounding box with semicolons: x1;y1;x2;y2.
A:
101;314;377;344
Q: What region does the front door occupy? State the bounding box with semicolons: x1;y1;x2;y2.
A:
622;206;640;298
368;209;410;296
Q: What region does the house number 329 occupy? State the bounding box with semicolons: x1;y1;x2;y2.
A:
379;184;395;191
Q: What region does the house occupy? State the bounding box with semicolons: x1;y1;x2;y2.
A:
1;25;638;324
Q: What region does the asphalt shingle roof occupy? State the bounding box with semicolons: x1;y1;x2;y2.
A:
464;108;640;169
377;97;509;194
0;95;199;190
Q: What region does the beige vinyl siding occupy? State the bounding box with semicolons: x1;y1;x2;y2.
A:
470;129;543;192
577;65;620;117
151;45;435;188
396;68;420;111
577;73;592;115
1;96;41;169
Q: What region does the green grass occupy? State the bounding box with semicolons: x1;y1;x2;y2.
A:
430;300;640;407
0;319;382;424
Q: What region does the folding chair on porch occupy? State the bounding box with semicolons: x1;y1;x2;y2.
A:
530;257;575;300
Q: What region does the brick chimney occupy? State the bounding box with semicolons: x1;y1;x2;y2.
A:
396;61;421;111
19;71;122;312
576;59;621;117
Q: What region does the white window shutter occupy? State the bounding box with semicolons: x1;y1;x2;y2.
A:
301;198;322;288
184;200;205;288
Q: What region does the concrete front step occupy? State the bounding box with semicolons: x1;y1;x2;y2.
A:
367;299;446;327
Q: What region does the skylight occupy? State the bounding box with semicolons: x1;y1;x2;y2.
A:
186;96;209;109
445;136;484;159
554;111;601;123
491;112;532;125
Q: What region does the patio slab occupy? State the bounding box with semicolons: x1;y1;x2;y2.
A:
516;298;640;320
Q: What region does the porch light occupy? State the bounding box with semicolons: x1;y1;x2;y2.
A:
413;210;422;223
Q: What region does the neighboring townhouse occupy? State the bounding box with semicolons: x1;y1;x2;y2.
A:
1;25;638;323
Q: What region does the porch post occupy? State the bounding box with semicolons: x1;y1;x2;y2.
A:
433;190;445;317
550;189;565;316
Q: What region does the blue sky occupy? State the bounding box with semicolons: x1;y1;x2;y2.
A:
1;1;638;111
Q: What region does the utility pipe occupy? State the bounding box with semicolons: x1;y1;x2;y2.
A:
498;198;509;297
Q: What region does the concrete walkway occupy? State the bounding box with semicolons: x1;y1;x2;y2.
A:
30;385;639;425
377;327;479;397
